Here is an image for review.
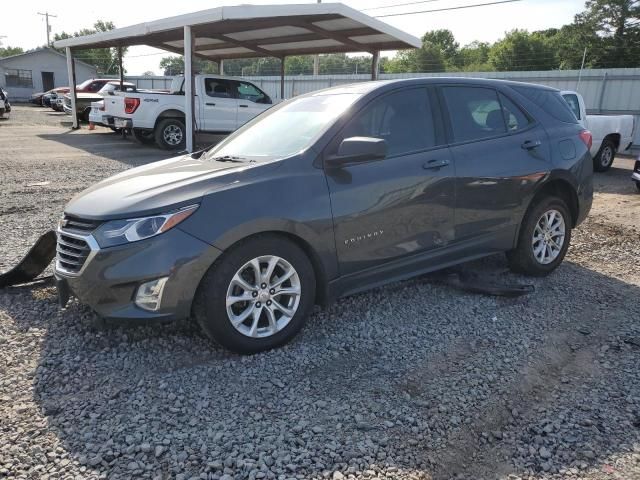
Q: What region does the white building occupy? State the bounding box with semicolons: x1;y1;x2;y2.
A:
0;48;97;101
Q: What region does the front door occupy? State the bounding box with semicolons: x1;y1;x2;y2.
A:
200;78;238;132
440;85;550;248
41;72;54;91
232;80;272;128
324;87;455;276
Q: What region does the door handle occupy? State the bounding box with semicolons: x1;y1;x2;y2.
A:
206;102;216;106
239;104;248;108
423;158;450;170
521;140;541;150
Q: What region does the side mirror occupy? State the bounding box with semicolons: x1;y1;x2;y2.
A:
326;137;387;167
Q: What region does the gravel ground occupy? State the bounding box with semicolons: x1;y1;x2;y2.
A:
1;105;640;480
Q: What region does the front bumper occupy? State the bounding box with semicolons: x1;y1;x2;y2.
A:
54;227;222;322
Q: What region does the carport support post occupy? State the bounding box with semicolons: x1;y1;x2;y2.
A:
184;25;195;153
118;46;124;90
371;51;380;81
280;56;286;100
65;47;79;129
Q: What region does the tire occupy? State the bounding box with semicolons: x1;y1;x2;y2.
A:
635;181;640;193
193;234;316;354
132;128;156;145
593;139;616;172
154;118;186;150
0;108;4;118
507;196;572;276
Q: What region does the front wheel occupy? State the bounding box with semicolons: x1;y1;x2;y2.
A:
507;196;572;276
154;118;186;150
193;235;316;354
594;139;616;172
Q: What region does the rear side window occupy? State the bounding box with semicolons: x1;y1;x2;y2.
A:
339;88;437;157
205;79;233;98
562;93;581;120
442;86;507;142
513;86;578;124
499;93;532;132
233;81;268;103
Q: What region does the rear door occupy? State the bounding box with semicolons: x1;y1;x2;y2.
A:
325;87;455;276
232;80;272;128
440;85;550;249
200;78;238;132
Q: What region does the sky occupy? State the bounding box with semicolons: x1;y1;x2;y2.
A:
1;0;586;75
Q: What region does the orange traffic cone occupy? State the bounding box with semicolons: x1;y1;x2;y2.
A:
88;122;95;131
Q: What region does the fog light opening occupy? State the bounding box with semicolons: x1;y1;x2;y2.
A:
135;277;169;312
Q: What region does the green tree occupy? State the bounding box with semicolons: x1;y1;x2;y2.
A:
0;42;24;58
53;21;126;74
385;43;445;73
422;29;459;67
488;29;557;71
455;41;491;71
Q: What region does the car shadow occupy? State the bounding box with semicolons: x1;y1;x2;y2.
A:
1;252;639;479
37;131;226;167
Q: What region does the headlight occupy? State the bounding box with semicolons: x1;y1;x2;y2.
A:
93;204;198;248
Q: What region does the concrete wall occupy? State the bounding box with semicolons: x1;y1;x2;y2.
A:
0;49;97;100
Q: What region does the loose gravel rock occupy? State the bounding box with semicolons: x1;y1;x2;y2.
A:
1;106;639;480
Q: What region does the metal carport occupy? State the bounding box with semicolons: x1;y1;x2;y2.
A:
53;3;420;152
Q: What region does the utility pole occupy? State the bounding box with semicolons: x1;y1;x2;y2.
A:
37;12;57;47
313;0;321;76
576;47;587;92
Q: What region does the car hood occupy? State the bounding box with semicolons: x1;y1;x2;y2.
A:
65;154;278;220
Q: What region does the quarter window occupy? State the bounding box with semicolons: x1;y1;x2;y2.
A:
338;88;437;157
443;86;506;142
5;69;33;88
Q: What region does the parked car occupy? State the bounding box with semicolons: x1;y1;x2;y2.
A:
64;81;137;122
54;78;593;353
0;88;10;117
632;159;640;192
110;75;273;149
561;91;634;172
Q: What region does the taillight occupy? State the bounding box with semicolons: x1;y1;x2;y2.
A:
124;97;140;114
579;130;592;150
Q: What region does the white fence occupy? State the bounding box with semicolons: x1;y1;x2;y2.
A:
124;69;640;151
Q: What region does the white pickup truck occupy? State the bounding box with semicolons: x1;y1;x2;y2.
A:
106;75;274;149
562;91;634;172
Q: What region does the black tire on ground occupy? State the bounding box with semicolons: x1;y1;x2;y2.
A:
193;234;316;354
154;118;186;150
593;139;616;172
636;181;640;193
0;108;4;118
132;128;156;145
507;196;572;276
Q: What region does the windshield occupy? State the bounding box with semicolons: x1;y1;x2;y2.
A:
207;93;361;161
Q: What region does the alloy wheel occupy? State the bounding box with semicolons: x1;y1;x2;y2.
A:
600;146;614;168
531;209;566;264
226;255;301;338
163;124;183;145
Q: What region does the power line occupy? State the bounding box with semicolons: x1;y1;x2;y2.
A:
363;0;442;12
374;0;522;18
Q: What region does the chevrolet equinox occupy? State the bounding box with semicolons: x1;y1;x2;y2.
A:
54;78;593;353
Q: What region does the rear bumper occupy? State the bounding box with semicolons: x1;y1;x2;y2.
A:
113;117;133;129
55;227;222;322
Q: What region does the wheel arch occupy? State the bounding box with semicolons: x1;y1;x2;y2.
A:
602;133;621;150
527;178;580;228
201;229;331;307
154;109;185;129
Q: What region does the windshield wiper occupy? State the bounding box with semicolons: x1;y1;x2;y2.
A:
210;155;247;163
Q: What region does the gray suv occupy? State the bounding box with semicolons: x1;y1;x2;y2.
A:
54;78;593;353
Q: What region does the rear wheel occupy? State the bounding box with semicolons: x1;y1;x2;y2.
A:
593;139;616;172
132;128;155;145
193;235;316;354
155;118;186;150
635;181;640;193
507;196;572;276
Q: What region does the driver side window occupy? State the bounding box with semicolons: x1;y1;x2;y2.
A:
337;88;436;157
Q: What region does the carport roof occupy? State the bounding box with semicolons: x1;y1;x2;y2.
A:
52;3;421;60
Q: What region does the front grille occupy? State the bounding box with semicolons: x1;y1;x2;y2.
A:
56;233;91;274
61;215;102;234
